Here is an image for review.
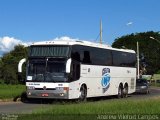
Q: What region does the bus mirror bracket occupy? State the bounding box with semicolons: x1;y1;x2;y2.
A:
18;58;26;82
66;58;71;73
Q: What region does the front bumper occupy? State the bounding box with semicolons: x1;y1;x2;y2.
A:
136;86;149;93
27;89;69;99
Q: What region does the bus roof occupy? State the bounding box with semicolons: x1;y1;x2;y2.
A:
31;40;135;53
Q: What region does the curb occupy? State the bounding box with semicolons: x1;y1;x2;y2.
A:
0;97;21;103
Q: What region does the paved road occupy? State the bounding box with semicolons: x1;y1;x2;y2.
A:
131;87;160;99
93;87;160;101
0;102;49;114
0;87;159;114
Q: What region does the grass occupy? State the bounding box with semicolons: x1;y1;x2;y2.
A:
153;74;160;80
18;97;160;120
154;83;160;87
156;83;160;87
150;82;160;87
0;84;25;100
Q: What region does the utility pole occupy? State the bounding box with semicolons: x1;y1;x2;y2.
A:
100;19;102;44
137;41;140;79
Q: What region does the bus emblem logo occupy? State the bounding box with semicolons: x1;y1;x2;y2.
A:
43;86;46;90
101;68;110;93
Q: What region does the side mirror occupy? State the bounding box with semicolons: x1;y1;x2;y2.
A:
18;58;26;84
66;58;71;73
18;58;26;73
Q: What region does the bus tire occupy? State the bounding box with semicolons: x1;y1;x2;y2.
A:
123;84;128;98
78;85;87;102
117;84;123;98
21;91;28;103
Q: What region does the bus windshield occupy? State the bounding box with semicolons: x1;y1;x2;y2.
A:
29;45;70;57
27;58;67;82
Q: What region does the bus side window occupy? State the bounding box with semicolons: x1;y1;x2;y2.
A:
83;51;91;64
70;61;80;81
71;52;80;62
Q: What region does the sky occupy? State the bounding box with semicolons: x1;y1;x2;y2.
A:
0;0;160;55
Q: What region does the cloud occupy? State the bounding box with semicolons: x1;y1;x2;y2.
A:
126;22;133;26
53;36;80;41
0;36;81;53
0;36;92;55
51;36;95;44
0;36;28;53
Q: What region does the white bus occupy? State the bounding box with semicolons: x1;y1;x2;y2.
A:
18;40;136;101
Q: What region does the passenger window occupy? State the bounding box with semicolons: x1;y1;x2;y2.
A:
83;51;91;64
70;61;80;81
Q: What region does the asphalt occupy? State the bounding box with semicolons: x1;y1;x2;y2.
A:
0;102;48;114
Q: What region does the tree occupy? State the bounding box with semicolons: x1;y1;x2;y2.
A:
112;31;160;75
0;58;3;81
0;45;28;84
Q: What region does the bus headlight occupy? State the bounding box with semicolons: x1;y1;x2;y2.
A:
56;87;69;93
63;87;69;93
27;86;35;90
56;87;64;91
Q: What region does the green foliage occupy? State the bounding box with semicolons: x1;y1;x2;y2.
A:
18;97;160;120
150;82;160;87
0;59;3;78
0;84;25;99
156;70;160;74
0;45;28;84
112;31;160;74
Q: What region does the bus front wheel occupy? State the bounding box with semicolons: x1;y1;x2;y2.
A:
78;85;87;102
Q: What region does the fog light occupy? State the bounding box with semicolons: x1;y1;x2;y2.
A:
28;92;31;95
60;93;64;96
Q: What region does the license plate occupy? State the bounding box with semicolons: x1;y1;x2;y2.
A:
41;93;49;97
